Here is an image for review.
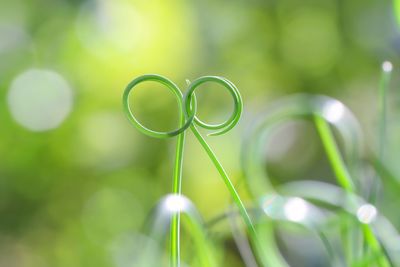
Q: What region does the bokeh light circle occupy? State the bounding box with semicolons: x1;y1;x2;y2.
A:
7;69;73;131
284;197;309;222
357;204;377;224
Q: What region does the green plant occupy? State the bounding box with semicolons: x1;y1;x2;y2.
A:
123;74;265;266
123;64;399;266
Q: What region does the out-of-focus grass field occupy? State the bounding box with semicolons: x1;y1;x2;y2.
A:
1;0;400;266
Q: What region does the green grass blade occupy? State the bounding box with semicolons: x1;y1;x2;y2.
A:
314;115;355;192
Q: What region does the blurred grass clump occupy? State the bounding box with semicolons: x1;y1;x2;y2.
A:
1;0;400;266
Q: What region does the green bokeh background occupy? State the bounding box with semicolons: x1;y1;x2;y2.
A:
1;0;400;266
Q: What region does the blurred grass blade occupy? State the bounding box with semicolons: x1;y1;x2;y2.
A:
144;194;218;267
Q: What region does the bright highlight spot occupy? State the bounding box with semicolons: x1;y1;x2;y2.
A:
164;194;188;213
357;204;377;224
7;69;73;131
284;197;308;222
323;100;345;124
382;61;393;73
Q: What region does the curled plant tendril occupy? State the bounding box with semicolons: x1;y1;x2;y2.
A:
123;74;191;138
184;76;243;136
123;74;242;138
123;74;259;267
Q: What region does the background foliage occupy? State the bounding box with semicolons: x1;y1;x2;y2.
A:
0;0;400;266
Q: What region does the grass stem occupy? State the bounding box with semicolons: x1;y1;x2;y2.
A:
314;114;391;267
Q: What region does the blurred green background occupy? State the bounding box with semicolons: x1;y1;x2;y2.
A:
0;0;400;266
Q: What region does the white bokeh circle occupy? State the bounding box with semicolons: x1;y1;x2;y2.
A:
7;69;73;131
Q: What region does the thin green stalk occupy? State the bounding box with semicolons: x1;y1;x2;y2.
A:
314;115;354;192
361;224;389;267
151;195;218;267
184;76;267;266
182;212;218;267
191;125;254;232
123;74;191;267
170;129;186;267
372;61;393;204
378;61;392;161
190;125;264;256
